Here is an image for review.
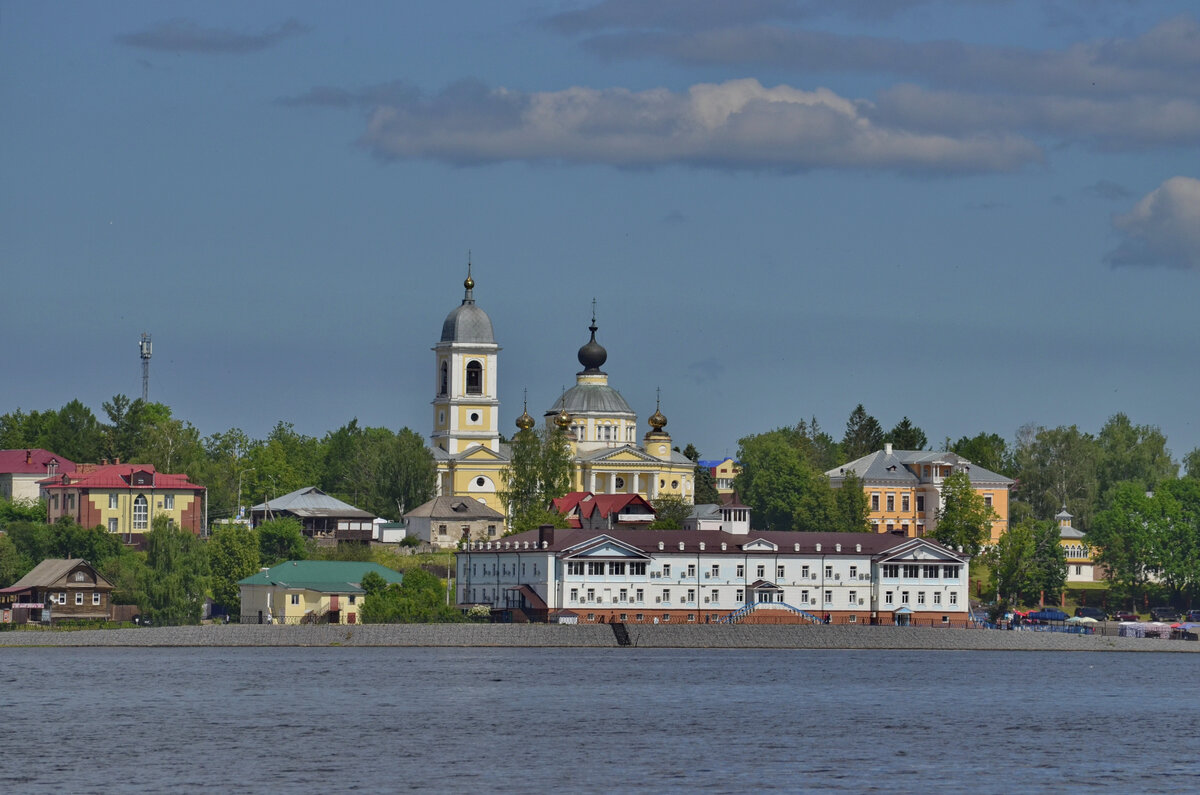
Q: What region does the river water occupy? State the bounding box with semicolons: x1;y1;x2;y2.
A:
1;647;1196;793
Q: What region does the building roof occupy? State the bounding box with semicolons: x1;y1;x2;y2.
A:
547;383;635;417
687;503;723;520
3;559;112;592
0;449;75;475
827;449;1013;486
251;487;374;518
698;458;738;470
440;278;495;344
490;527;964;560
552;492;655;521
403;495;504;521
719;492;748;509
39;463;204;491
237;561;404;593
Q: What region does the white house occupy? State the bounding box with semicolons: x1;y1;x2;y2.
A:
456;527;970;627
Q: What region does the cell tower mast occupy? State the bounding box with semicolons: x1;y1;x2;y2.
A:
139;332;152;401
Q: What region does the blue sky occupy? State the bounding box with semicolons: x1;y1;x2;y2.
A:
3;1;1199;463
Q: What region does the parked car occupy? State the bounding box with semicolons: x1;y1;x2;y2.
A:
1149;607;1181;622
1185;609;1200;623
1074;607;1106;621
1110;610;1139;622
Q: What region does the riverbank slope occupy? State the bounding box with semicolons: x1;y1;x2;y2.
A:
2;623;1197;651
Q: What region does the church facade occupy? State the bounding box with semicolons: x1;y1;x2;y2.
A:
430;270;695;523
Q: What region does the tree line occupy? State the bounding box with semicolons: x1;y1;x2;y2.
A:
1;398;437;522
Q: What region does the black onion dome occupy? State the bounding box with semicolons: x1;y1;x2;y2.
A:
577;319;607;373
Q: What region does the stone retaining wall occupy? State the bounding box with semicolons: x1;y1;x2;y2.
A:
3;623;1199;651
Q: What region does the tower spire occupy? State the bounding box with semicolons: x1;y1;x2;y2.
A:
463;252;475;304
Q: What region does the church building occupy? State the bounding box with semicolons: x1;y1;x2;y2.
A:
429;269;695;524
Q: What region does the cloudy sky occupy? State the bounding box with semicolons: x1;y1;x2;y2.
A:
3;1;1199;463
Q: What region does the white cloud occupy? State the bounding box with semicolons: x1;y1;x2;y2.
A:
354;78;1040;174
1106;177;1200;269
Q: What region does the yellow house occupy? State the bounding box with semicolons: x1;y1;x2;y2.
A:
1056;508;1099;582
40;462;206;543
826;444;1012;542
699;457;741;495
237;561;404;625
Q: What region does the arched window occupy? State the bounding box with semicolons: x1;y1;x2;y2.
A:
133;494;148;530
466;361;482;395
440;362;448;396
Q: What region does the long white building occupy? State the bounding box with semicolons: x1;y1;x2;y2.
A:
456;527;970;627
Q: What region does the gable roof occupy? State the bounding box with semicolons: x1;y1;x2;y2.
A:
3;559;112;592
39;463;203;491
251;487;373;518
403;495;504;521
552;492;655;521
827;449;1013;486
237;561;404;593
0;449;75;475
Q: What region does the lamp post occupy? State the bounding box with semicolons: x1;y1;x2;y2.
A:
236;467;256;522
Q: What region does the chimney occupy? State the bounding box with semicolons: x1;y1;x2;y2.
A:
884;443;893;455
538;524;555;547
102;458;109;466
114;457;121;465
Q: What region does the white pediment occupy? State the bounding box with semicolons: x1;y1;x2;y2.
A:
584;445;662;464
878;538;964;564
742;538;778;552
562;535;650;560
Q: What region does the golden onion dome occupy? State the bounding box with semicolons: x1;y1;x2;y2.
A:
464;274;474;290
516;410;535;431
648;407;668;431
555;407;572;429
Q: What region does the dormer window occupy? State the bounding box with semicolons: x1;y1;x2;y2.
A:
466;361;482;395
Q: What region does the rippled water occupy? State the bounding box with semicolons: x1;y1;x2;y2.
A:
1;647;1196;793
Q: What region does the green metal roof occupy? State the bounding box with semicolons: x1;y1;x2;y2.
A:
237;561;404;593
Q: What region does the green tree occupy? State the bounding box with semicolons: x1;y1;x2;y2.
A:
950;432;1013;477
0;534;21;587
0;495;46;523
1088;482;1156;597
1013;424;1099;527
795;417;842;472
257;517;307;566
1096;412;1177;499
45;517;123;565
649;495;692;529
986;519;1036;608
41;399;105;463
500;426;572;534
736;429;838;532
208;523;260;616
834;471;871;533
140;516;209;625
97;553;147;608
885;417;927;451
842;404;884;461
360;567;463;623
1184;448;1200;479
243;421;326;506
379;427;437;519
931;471;996;557
682;442;722;505
0;408;50;449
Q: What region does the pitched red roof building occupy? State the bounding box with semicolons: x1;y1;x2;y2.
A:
0;448;75;503
40;463;206;541
552;492;656;529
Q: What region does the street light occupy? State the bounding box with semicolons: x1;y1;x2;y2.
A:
236;467;256;521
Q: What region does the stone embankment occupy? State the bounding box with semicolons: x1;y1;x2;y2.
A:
2;623;1198;651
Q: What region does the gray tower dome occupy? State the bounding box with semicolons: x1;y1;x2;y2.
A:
440;271;495;344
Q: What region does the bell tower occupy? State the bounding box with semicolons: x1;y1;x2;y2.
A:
432;262;501;455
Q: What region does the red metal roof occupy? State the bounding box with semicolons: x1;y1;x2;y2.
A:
0;449;75;475
38;463;204;491
552;491;655;521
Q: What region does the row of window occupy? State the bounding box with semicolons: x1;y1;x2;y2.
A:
884;590;958;606
567;587;882;607
288;594;356;606
439;360;485;397
871;493;922;513
880;564;961;580
564;562;867;580
469;562;542;577
46;591;103;606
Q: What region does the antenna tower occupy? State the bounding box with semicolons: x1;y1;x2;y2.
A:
139;332;153;401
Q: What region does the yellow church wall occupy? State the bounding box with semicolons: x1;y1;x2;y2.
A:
454;405;494;427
